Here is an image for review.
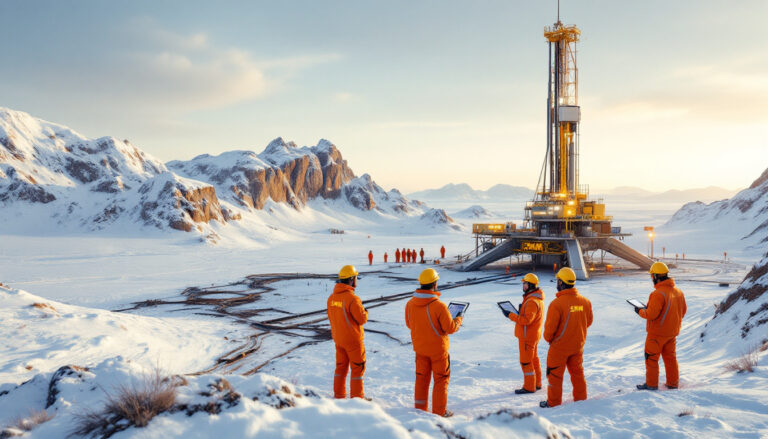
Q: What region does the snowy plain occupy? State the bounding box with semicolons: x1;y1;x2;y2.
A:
1;200;767;438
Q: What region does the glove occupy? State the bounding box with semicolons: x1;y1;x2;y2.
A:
502;309;511;318
634;306;641;315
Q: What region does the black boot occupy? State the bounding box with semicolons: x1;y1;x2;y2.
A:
539;400;550;408
636;383;658;391
514;388;535;394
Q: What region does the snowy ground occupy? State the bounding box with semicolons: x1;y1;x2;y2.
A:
1;206;767;437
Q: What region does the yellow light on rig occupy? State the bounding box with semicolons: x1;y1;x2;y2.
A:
567;200;575;206
648;232;655;238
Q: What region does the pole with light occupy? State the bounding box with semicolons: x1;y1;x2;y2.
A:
644;226;655;259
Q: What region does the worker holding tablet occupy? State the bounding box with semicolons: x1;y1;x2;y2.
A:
540;267;593;408
502;273;545;394
405;268;463;417
327;265;369;399
635;262;687;391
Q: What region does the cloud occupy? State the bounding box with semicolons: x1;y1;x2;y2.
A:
592;57;768;124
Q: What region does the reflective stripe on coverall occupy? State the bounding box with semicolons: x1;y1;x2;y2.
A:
405;290;462;415
542;288;593;406
327;283;368;398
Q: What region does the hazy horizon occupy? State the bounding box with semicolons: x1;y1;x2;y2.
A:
2;0;766;193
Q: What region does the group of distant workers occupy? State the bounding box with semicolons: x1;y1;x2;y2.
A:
367;246;447;266
326;261;686;416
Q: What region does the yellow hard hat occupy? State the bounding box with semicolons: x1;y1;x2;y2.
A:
649;262;669;275
418;268;440;285
522;273;539;285
556;267;577;285
338;265;359;280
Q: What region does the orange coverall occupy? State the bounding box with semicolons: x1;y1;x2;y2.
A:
405;290;462;415
368;251;373;265
419;248;425;263
638;278;687;387
508;289;545;391
327;283;369;398
407;249;412;263
395;249;401;263
542;287;593;406
440;246;446;259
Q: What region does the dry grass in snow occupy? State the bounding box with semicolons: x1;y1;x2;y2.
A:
0;410;54;438
72;369;180;438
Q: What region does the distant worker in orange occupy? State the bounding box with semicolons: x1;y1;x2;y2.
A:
396;248;401;263
412;249;417;264
440;245;446;259
368;250;373;266
419;248;425;263
634;262;687;390
501;273;545;394
405;268;463;417
407;249;412;263
327;265;369;399
384;252;388;263
540;267;593;408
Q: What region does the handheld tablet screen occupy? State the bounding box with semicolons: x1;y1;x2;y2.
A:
626;298;647;309
448;302;469;319
497;301;519;315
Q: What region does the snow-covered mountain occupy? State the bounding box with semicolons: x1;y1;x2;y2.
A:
408;183;533;202
701;251;768;349
451;205;499;219
602;185;739;204
0;107;228;235
664;168;768;246
0;108;458;238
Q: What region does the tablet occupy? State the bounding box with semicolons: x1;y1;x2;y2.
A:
497;301;519;316
448;301;470;319
626;298;647;309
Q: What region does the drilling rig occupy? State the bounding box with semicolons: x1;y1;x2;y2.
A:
459;12;653;279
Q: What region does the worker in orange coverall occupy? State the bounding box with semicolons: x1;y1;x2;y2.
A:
540;267;593;408
440;245;446;259
634;262;687;390
327;265;369;399
412;249;417;264
405;268;463;417
384;252;388;263
395;248;401;263
419;248;425;263
406;249;412;263
368;250;373;265
501;273;545;394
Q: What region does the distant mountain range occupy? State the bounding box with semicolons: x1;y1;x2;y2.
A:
409;183;739;205
600;186;739;204
665;167;768;246
408;183;533;201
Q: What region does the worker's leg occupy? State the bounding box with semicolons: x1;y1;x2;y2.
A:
661;336;679;388
431;353;451;415
334;345;349;398
519;339;536;392
347;344;366;398
644;335;663;388
567;351;587;401
533;341;542;389
546;350;566;407
414;354;432;411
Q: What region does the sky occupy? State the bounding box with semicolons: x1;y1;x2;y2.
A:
1;0;766;194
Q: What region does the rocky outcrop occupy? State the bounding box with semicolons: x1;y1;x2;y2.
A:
168;139;390;212
701;251;768;345
136;173;224;232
